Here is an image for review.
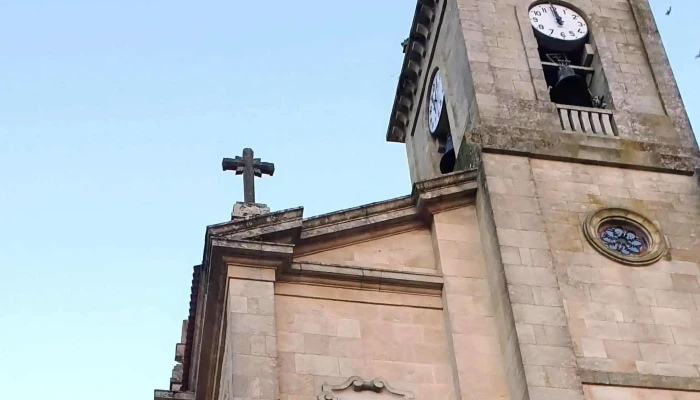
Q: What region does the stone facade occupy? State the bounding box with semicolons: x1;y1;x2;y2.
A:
584;384;700;400
478;153;700;399
154;162;700;400
275;289;452;400
154;0;700;399
390;0;697;179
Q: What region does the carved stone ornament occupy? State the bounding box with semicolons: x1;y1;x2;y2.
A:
583;207;666;266
318;376;415;400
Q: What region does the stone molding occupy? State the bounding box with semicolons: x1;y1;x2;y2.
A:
299;195;418;255
286;261;443;291
318;376;415;399
153;390;195;400
582;207;666;266
387;0;443;143
298;169;478;255
208;207;304;243
467;124;699;174
275;282;442;309
412;169;478;220
580;369;700;392
231;201;270;220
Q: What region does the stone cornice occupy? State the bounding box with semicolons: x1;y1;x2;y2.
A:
580;369;700;392
386;0;442;143
212;238;294;262
298;169;478;255
154;390;194;400
286;261;443;291
207;207;303;235
298;195;419;254
202;207;303;266
467;124;699;174
413;169;479;220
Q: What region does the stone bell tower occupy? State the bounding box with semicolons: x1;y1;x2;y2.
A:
153;1;700;400
386;0;700;400
388;0;696;182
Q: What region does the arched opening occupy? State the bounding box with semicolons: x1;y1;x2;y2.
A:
529;1;612;110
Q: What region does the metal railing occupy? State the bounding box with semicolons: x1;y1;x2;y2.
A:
557;104;617;136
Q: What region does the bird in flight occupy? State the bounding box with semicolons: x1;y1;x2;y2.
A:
696;51;700;59
666;6;671;15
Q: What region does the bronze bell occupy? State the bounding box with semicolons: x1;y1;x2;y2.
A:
550;66;593;108
439;134;456;174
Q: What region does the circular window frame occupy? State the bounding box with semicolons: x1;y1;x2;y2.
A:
582;208;666;266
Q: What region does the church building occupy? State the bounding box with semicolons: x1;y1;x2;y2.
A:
154;0;700;399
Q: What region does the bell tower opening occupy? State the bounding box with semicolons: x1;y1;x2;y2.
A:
529;1;613;111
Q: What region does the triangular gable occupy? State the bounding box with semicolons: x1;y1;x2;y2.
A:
295;228;436;274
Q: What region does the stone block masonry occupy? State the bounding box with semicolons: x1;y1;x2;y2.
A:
484;153;700;390
275;289;456;400
218;278;279;400
481;153;585;400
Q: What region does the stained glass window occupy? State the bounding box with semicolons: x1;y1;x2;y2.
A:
583;208;665;266
597;223;648;256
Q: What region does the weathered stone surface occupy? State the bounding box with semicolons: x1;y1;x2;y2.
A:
157;2;700;400
153;390;194;400
582;369;700;392
391;0;698;183
275;293;455;400
232;201;270;219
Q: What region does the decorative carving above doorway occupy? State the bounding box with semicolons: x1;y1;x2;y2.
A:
318;376;415;400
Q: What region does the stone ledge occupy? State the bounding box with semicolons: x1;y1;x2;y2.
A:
301;195;417;244
207;206;304;241
275;282;443;309
227;264;277;282
287;261;443;290
298;170;478;255
211;238;294;259
413;169;478;220
175;343;185;362
466;124;699;174
154;390;194;400
231;201;270;220
579;369;700;392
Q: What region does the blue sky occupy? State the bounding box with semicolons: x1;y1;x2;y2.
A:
0;1;696;399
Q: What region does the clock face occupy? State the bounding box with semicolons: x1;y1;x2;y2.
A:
428;71;444;134
529;3;588;43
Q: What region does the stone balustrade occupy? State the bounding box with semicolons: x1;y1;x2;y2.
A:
557;104;617;136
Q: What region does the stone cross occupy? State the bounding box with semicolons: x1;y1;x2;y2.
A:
222;148;275;204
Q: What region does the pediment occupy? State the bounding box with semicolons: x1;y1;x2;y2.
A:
206;207;303;244
295;228;436;273
181;171;478;400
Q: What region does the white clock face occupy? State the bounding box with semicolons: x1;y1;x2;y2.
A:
428;71;444;134
529;3;588;42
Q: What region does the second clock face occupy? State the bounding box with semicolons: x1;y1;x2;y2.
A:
529;3;588;43
428;71;444;134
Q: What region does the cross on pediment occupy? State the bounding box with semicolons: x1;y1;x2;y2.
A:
222;148;275;204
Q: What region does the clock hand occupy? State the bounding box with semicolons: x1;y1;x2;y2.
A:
549;2;564;26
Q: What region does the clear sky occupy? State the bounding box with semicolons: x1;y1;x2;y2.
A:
0;1;696;399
